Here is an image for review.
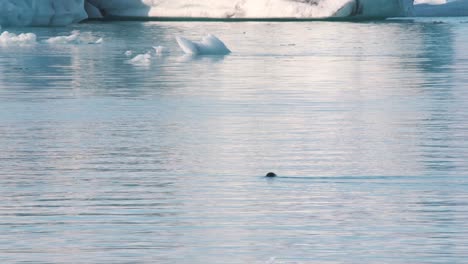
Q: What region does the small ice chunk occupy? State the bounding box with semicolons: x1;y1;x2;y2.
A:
153;45;168;55
128;52;152;66
0;31;37;45
125;50;133;56
176;34;231;55
45;30;80;44
45;30;103;45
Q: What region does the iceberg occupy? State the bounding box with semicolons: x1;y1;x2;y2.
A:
0;0;418;27
176;35;231;55
1;0;466;28
0;0;87;26
87;0;413;19
414;0;468;17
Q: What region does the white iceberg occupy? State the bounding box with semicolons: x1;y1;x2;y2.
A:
414;0;468;17
176;35;231;56
87;0;413;19
1;0;466;28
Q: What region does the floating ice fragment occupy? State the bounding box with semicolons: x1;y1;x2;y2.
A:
45;30;80;44
176;34;231;55
153;45;168;55
0;31;37;45
125;50;133;56
128;52;152;66
45;30;103;44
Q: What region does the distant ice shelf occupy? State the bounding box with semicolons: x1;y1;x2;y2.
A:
0;0;414;27
414;0;468;17
87;0;414;20
1;0;467;27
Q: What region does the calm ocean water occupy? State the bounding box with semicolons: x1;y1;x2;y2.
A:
1;18;468;263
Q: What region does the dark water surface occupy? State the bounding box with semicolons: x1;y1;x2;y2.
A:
1;18;468;263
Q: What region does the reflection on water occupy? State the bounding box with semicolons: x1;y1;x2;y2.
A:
1;19;468;263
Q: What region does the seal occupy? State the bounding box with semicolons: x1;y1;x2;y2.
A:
265;172;277;177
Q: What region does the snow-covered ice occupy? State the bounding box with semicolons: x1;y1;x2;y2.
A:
176;35;231;55
87;0;413;19
0;0;466;28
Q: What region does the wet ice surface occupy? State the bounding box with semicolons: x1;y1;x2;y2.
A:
1;19;468;263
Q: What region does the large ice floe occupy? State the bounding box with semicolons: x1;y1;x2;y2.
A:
0;0;467;28
0;0;416;27
413;0;468;17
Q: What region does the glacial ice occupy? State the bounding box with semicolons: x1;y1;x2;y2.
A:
83;0;467;19
128;53;153;66
153;46;169;55
87;0;414;19
0;0;467;28
0;31;37;45
176;35;231;56
0;0;87;26
85;1;103;19
45;31;103;45
0;29;104;46
414;0;468;17
45;30;82;44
